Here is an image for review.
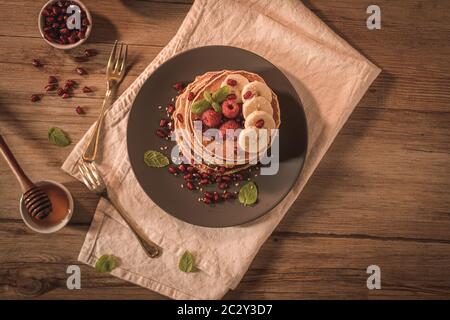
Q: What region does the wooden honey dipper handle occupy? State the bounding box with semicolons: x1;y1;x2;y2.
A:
0;134;35;192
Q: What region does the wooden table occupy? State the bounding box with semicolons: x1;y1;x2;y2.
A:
0;0;449;299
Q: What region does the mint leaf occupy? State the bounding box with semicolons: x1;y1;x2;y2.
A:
203;91;213;104
48;127;70;147
144;150;169;167
179;251;195;273
238;181;258;206
212;86;230;103
191;99;211;114
95;254;119;273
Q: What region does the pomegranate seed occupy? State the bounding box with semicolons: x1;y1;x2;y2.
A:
84;49;97;57
173;82;183;91
73;56;88;62
186;181;194;190
167;121;174;131
66;79;76;88
187;92;195;101
82;86;92;93
62;92;70;99
213;193;221;202
42;9;50;16
45;84;56;91
31;94;41;102
203;198;211;204
168;166;177;174
76;67;87;75
167;104;175;114
183;173;193;180
75;106;84;115
255;119;265;128
222;192;235;200
243;91;253;99
186;166;195;173
200;179;209;185
176;113;184;123
48;76;58;84
57;87;65;96
32;59;42;67
178;164;186;172
204;192;213;199
155;129;166;138
218;182;228;190
46;17;54;24
227;79;237;86
215;176;222;183
233;173;244;181
221;176;231;182
159;118;168;127
60;28;69;34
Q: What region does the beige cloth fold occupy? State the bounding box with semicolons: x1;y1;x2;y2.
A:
62;0;380;299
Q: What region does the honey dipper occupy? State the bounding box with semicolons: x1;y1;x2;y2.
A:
0;134;52;220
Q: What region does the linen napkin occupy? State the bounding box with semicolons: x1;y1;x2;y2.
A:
62;0;380;299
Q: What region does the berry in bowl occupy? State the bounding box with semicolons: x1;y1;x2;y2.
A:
38;0;92;50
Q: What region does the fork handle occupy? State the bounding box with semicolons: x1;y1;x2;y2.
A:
82;88;113;162
102;194;160;258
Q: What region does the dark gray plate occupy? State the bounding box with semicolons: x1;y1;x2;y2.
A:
127;46;307;227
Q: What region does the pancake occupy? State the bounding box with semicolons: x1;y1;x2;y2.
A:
173;70;280;175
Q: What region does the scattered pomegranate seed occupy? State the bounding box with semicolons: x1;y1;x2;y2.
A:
31;94;41;102
82;86;92;93
173;82;183;91
186;181;194;190
204;191;213;199
57;87;65;96
221;176;231;182
155;129;166;138
48;76;58;84
243;91;253;99
218;182;228;190
167;104;175;114
255;119;265;128
203;198;211;204
168;166;177;175
32;59;42;67
84;49;97;57
75;106;84;115
186;166;195;173
75;67;87;75
62;92;70;99
45;84;57;91
178;164;186;172
159;118;168;127
73;56;88;63
183;173;193;180
227;79;237;86
213;192;221;202
167;121;174;131
176;113;184;123
187;92;195;101
66;79;76;88
200;179;209;185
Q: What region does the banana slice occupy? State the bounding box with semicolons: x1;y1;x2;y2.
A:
242;81;272;102
245;110;276;130
242;96;273;119
221;74;249;102
237;128;270;154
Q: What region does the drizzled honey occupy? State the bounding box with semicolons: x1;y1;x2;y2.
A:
31;183;70;227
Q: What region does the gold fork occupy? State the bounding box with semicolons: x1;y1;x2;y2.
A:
82;40;128;162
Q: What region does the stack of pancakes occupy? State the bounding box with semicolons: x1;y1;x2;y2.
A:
173;70;280;176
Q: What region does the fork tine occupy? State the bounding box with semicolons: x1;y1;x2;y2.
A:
79;162;97;189
86;162;103;187
118;44;128;75
107;40;118;75
114;42;123;72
